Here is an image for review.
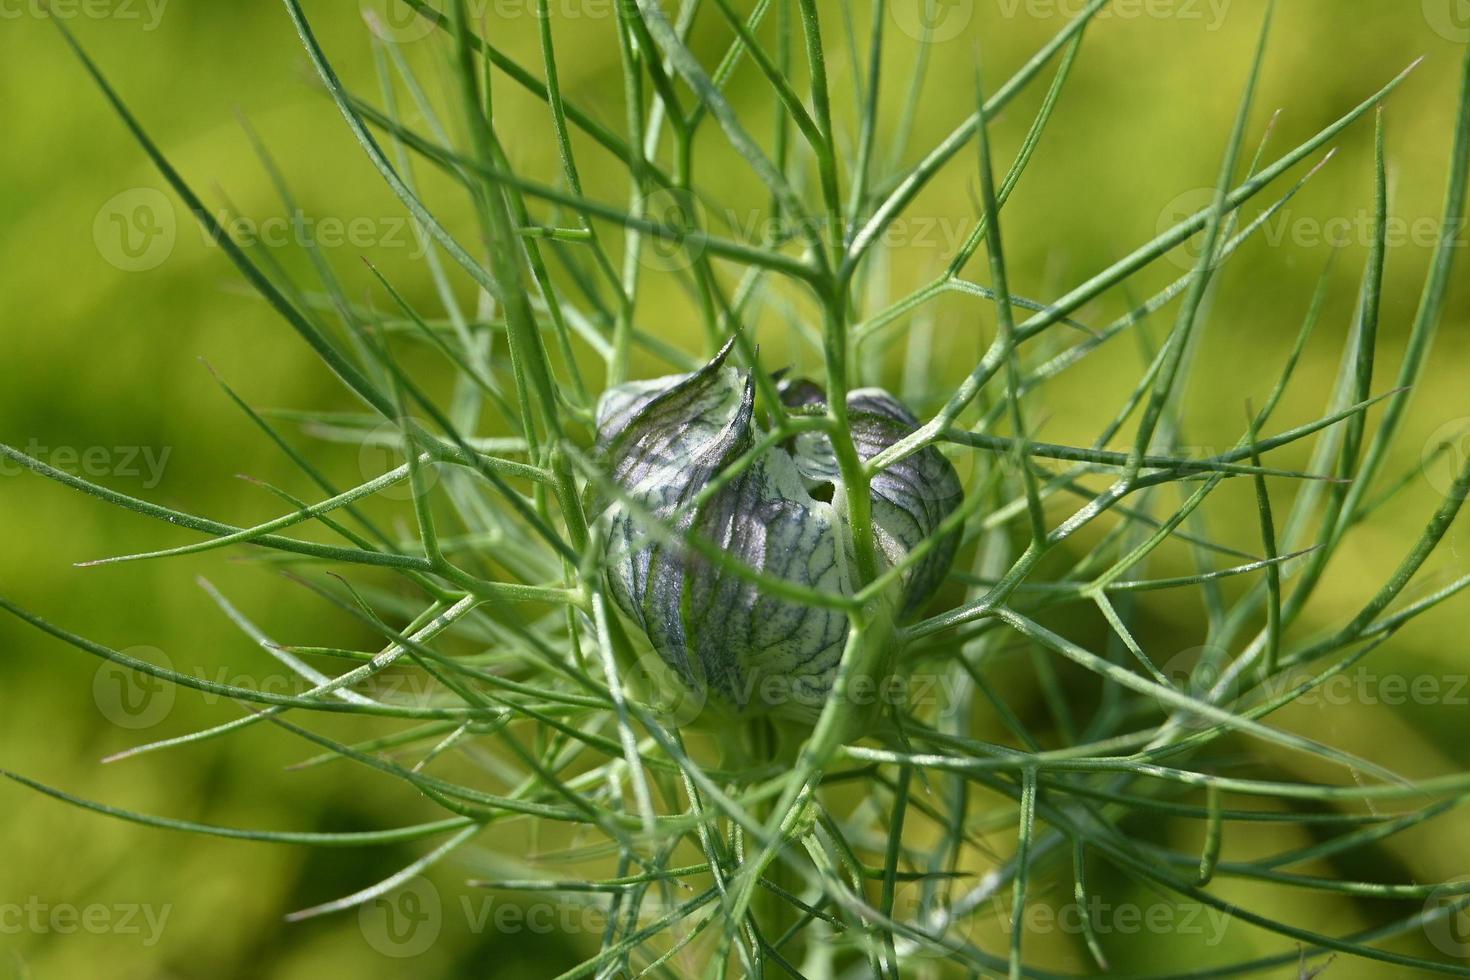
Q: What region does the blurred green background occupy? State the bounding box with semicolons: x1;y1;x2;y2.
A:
2;1;1469;976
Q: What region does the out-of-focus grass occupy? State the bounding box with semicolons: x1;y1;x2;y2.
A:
0;2;1466;976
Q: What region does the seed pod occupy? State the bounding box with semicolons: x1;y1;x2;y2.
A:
593;341;961;721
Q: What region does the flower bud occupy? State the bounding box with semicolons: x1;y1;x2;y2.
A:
593;341;961;721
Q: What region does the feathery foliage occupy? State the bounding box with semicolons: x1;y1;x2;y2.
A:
7;0;1470;975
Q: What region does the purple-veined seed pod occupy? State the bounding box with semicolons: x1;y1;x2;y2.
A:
592;340;962;722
